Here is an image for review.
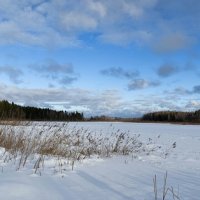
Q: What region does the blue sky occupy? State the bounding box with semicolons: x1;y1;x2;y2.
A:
0;0;200;117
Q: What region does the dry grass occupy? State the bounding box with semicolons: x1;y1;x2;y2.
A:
153;172;181;200
0;123;146;172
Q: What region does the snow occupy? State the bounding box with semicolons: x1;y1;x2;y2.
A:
0;122;199;200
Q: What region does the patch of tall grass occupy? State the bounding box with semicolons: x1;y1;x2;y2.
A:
0;122;146;173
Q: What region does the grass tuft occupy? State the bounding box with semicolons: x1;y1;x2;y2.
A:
0;123;146;173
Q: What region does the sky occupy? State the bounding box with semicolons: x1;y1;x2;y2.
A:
0;0;200;117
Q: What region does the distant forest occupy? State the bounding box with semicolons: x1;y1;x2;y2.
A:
142;110;200;123
1;99;200;123
88;111;200;123
0;100;84;121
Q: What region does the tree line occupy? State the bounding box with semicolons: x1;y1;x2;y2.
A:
142;110;200;122
0;100;84;121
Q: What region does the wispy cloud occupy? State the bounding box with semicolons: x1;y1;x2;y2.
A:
153;33;194;53
184;61;200;77
192;85;200;94
30;60;78;86
164;85;200;97
128;79;160;90
0;66;23;84
101;67;139;79
173;87;190;95
157;64;178;78
32;61;74;74
59;76;77;85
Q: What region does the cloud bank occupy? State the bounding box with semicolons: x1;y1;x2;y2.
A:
0;66;23;84
0;0;199;49
30;60;78;86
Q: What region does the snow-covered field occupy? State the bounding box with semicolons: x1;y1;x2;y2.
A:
0;122;199;200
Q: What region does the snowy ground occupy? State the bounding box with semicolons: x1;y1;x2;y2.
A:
0;122;199;200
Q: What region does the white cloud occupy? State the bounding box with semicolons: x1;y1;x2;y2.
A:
1;83;199;117
0;0;198;50
122;2;144;18
59;12;97;32
99;30;152;46
185;100;200;110
86;0;107;18
0;0;158;47
0;84;128;116
153;32;194;53
0;83;160;117
128;79;160;90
